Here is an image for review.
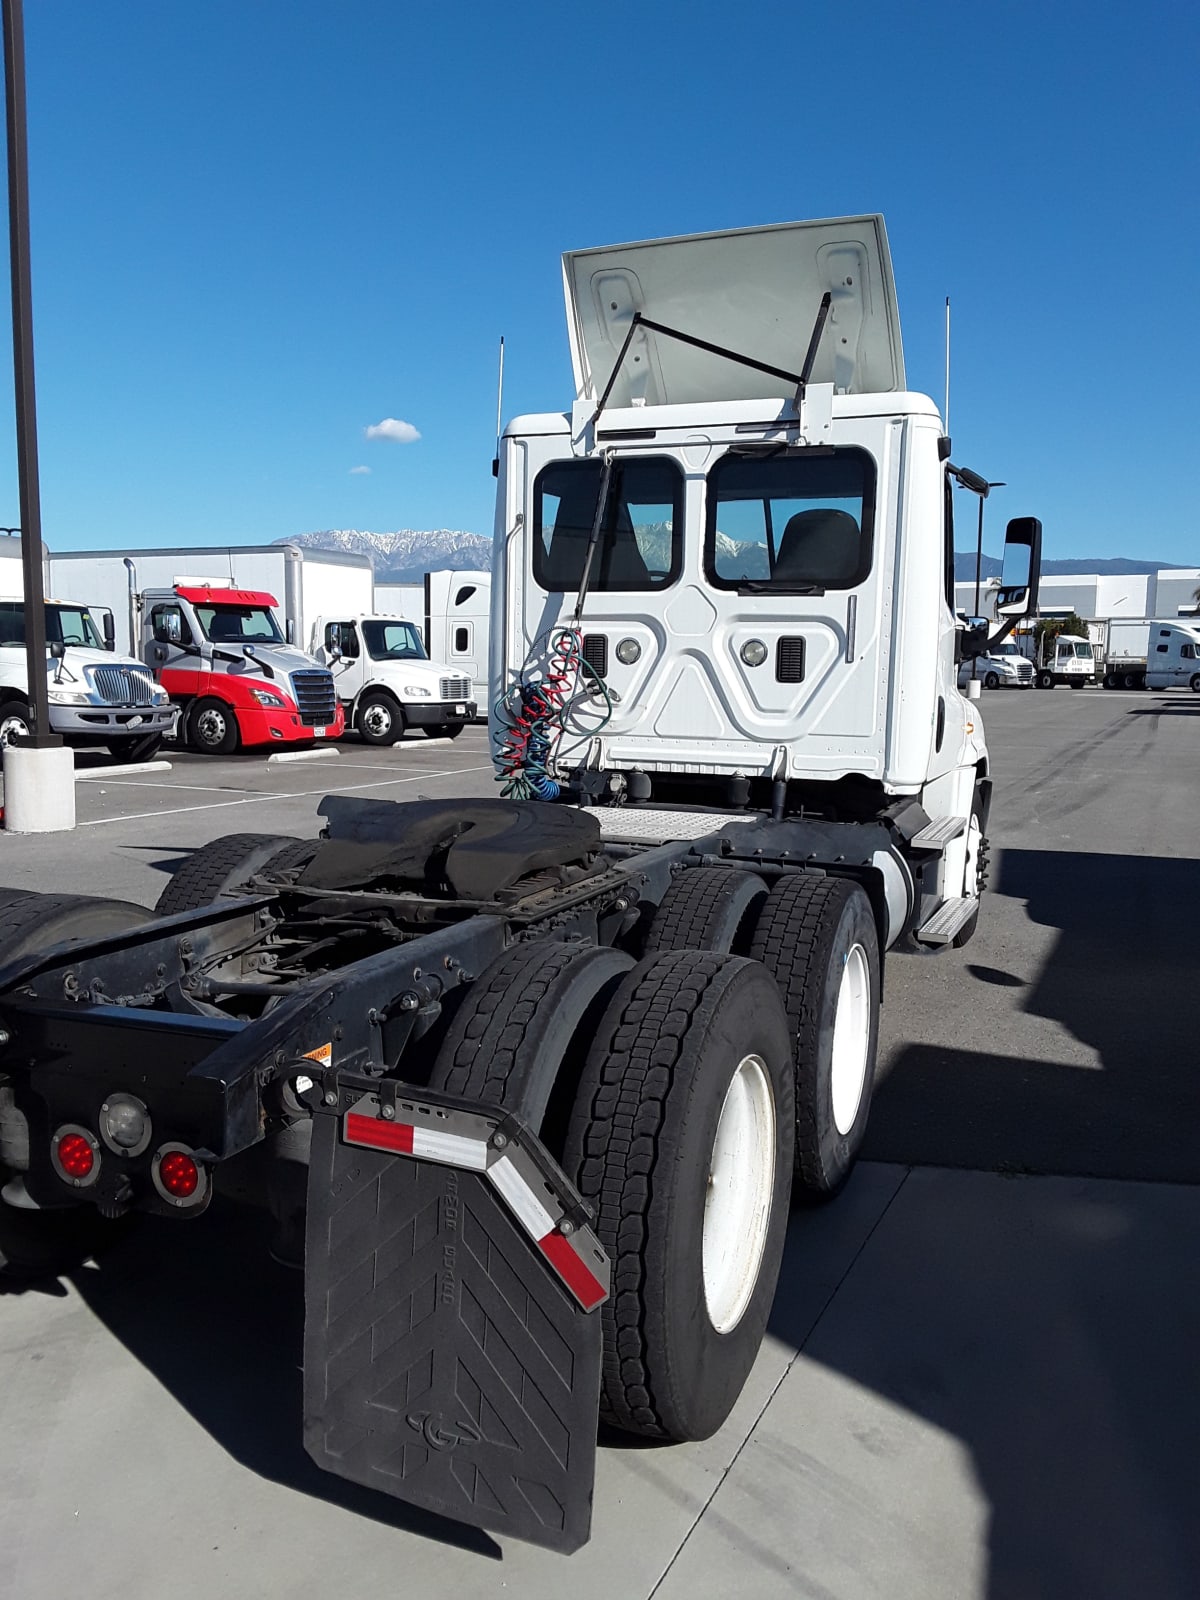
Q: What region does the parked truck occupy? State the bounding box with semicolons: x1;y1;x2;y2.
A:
376;567;492;715
0;215;1041;1552
1100;617;1200;689
1030;630;1098;688
308;612;476;743
0;594;178;758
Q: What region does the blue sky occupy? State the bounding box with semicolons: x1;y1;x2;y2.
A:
0;0;1196;563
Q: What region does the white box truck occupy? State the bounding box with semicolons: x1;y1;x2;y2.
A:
307;613;476;743
376;568;492;714
1101;617;1200;689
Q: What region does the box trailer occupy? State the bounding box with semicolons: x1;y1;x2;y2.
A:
376;569;492;714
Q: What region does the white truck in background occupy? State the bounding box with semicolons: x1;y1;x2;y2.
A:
375;567;492;714
1100;617;1200;690
1030;631;1098;688
308;614;476;743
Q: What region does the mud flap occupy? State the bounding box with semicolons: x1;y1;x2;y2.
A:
303;1079;608;1553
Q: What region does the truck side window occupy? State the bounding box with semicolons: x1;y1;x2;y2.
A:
1156;643;1168;653
454;585;477;605
1182;643;1195;660
325;622;359;659
151;604;191;646
0;600;24;645
453;626;470;653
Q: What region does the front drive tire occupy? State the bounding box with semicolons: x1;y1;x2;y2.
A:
0;697;31;747
153;832;304;915
187;697;239;755
984;671;1000;690
105;733;163;763
356;691;404;746
1191;674;1200;693
750;875;881;1196
561;952;794;1442
1037;671;1055;689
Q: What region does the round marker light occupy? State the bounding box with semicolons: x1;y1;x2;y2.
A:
99;1093;151;1156
615;637;641;665
159;1150;199;1199
56;1131;95;1180
740;639;768;667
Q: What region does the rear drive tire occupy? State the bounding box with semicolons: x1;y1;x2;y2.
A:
561;952;794;1441
1191;674;1200;693
187;697;239;755
425;723;464;739
356;691;404;746
642;867;769;957
427;939;634;1136
0;891;150;960
153;832;302;916
1037;671;1055;689
750;874;880;1196
105;733;163;763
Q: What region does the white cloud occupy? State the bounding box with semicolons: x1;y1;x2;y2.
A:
349;464;371;475
365;417;421;444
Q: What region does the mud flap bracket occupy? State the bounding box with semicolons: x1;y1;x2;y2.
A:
303;1078;608;1552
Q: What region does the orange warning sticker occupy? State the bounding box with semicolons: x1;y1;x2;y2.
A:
304;1043;332;1067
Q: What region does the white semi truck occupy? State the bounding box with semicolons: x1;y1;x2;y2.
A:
0;215;1041;1552
307;613;476;743
1100;617;1200;689
376;567;492;714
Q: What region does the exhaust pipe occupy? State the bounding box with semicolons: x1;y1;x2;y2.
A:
123;557;138;656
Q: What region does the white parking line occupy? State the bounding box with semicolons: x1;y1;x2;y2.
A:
79;764;495;826
76;779;263;794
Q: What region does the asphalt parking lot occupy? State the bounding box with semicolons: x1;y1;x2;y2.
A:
1;693;1197;1600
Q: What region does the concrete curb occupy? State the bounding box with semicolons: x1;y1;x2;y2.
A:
76;759;174;779
266;746;340;765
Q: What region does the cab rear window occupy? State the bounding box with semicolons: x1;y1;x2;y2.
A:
533;458;683;592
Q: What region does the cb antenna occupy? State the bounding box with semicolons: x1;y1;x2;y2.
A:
494;335;505;454
944;296;951;437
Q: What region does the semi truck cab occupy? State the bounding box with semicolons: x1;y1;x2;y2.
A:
309;613;476;744
139;580;344;753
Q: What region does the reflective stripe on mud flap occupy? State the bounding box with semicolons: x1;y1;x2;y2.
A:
342;1094;608;1310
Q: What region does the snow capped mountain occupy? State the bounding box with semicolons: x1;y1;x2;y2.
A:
282;529;492;583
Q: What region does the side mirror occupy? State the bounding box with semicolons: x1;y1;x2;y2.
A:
996;517;1042;616
149;641;169;666
102;612;115;651
48;639;66;660
959;617;991;660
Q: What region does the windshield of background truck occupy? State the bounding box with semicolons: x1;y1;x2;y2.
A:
705;448;874;591
534;457;683;591
362;620;427;661
0;600;104;650
194;604;282;644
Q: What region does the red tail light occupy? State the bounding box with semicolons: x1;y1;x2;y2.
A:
151;1142;208;1208
57;1132;95;1179
51;1125;101;1188
159;1150;199;1198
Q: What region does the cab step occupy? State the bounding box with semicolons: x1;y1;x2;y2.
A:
915;896;977;944
910;815;967;850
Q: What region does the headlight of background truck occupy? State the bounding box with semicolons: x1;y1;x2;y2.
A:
404;685;432;697
250;689;286;708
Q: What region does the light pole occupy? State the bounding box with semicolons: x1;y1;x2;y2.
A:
2;0;73;831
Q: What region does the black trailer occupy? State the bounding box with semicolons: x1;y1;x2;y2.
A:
0;793;903;1551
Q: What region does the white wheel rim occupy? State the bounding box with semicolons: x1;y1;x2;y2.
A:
702;1053;776;1335
363;703;391;736
0;712;29;746
830;944;871;1136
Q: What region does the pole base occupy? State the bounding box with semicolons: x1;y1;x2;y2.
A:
1;743;76;831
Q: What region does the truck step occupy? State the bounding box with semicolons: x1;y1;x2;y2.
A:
910;814;967;850
915;896;977;944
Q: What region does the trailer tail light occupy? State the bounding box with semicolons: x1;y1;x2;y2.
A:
51;1125;101;1188
151;1143;209;1208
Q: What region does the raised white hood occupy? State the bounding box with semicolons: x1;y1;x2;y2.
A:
562;215;905;408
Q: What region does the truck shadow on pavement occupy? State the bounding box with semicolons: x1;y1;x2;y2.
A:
66;1201;502;1558
767;844;1200;1598
864;847;1200;1183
